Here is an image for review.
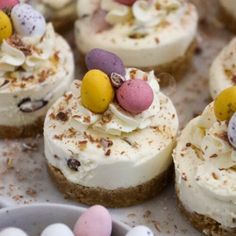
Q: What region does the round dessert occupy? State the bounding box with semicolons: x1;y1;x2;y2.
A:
209;37;236;99
22;0;77;30
0;3;74;138
173;87;236;235
75;0;198;81
219;0;236;32
44;49;179;207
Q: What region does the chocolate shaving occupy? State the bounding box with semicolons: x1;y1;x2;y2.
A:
56;112;69;122
110;73;125;88
0;80;9;88
8;35;32;56
100;138;113;149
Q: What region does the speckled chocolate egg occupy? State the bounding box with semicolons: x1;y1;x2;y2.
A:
0;11;13;43
126;226;154;236
41;224;74;236
117;79;154;114
85;48;126;76
81;69;114;113
0;228;28;236
228;112;236;148
115;0;136;6
74;205;112;236
11;4;46;37
214;86;236;121
0;0;19;10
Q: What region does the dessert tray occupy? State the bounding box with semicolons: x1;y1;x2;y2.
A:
0;0;232;235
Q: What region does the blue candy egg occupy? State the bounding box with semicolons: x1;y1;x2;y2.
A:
0;227;28;236
11;4;46;37
126;225;154;236
228;112;236;148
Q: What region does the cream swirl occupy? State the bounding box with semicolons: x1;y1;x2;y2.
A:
71;68;160;136
100;0;183;26
195;106;236;202
174;103;236;228
0;23;56;76
41;0;72;9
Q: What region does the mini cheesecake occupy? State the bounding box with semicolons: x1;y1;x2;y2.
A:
0;4;74;138
44;49;179;207
209;37;236;99
23;0;77;30
75;0;198;81
219;0;236;33
173;88;236;235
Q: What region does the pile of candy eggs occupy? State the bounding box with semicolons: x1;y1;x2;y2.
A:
0;0;46;43
0;205;153;236
213;86;236;148
81;48;154;115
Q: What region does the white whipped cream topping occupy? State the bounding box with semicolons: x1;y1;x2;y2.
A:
220;0;236;18
75;0;198;68
174;103;236;229
41;0;72;9
210;37;236;99
22;0;76;20
72;68;160;136
0;24;74;127
0;24;55;76
44;69;179;190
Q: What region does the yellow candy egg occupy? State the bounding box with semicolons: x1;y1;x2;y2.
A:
81;69;114;113
214;86;236;121
0;11;13;43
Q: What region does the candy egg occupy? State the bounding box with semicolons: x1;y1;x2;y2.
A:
0;11;13;43
85;48;126;76
0;0;19;10
0;227;28;236
214;86;236;121
41;223;74;236
117;79;154;114
11;4;46;37
126;225;154;236
228;112;236;148
81;69;114;113
115;0;137;6
74;205;112;236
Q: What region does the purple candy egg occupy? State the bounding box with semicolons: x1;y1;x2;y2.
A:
117;79;154;115
85;48;126;76
11;4;46;37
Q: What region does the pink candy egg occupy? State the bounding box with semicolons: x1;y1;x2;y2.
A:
0;0;19;10
115;0;136;6
74;205;112;236
117;79;154;114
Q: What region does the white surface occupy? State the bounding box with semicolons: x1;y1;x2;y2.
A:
0;1;233;235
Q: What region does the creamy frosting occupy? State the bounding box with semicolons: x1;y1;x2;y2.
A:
72;68;160;135
41;0;72;9
44;69;179;189
0;24;55;76
22;0;76;20
174;103;236;229
210;37;236;99
0;23;74;127
75;0;198;67
219;0;236;18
